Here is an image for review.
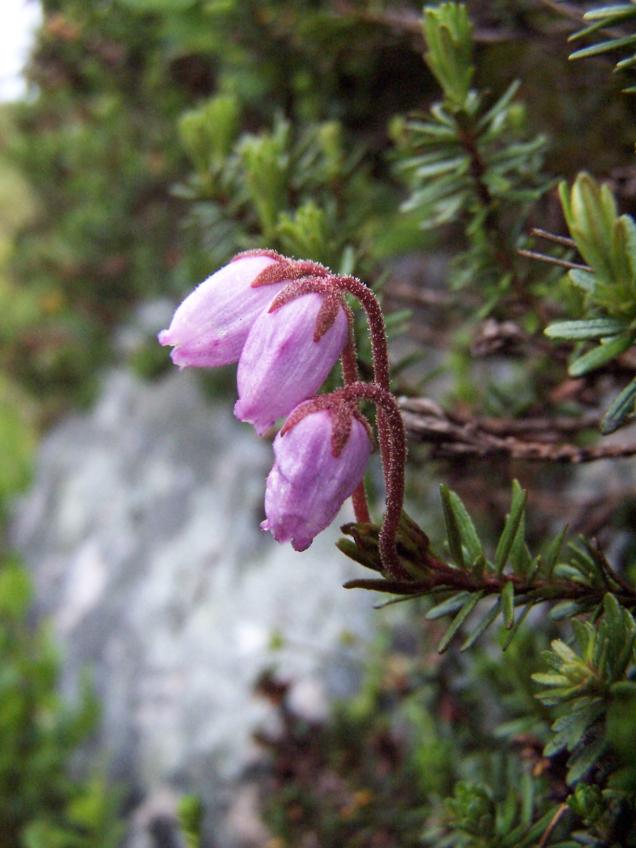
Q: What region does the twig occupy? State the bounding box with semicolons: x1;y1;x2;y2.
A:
539;803;569;848
531;227;577;249
540;0;626;39
331;1;525;43
402;398;601;435
344;562;636;605
471;318;538;356
399;397;636;463
517;248;591;272
589;538;636;596
539;0;583;25
386;281;452;308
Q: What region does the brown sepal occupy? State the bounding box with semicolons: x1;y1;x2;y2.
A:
280;393;372;459
267;276;345;342
231;248;284;263
251;258;330;289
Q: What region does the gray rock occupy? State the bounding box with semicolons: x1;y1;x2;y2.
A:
11;369;375;847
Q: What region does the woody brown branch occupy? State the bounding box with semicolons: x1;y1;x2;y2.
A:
399;397;636;463
331;1;528;43
345;564;636;605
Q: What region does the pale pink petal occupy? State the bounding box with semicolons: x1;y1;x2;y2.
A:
234;294;348;434
261;410;372;550
158;255;282;367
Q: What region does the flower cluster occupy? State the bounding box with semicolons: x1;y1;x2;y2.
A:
159;249;406;574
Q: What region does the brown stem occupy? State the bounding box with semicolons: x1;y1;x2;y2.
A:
458;125;517;277
539;804;569;848
454;117;544;315
336;382;407;580
517;248;591;272
344;566;636;606
530;227;577;249
399;398;636;463
336;278;391;390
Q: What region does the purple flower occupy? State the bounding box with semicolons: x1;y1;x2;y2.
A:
234;293;349;435
158;254;287;368
261;408;372;551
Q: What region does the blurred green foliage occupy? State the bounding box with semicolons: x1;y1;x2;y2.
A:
3;1;191;410
0;559;123;848
2;0;429;412
395;3;551;307
568;2;636;94
177;99;392;274
260;620;636;847
0;129;122;847
0;372;122;846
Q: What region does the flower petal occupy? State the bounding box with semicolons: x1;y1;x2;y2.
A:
158;255;282;367
234;293;348;434
262;409;372;550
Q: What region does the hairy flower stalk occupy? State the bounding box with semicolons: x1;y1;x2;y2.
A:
266;273;394;493
340;322;371;524
333;276;393;486
332;382;408;580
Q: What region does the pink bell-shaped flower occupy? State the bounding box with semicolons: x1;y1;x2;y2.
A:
234;292;349;435
261;406;373;551
158;253;286;367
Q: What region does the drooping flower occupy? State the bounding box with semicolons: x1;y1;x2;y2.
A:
158;252;288;368
234;292;349;435
261;404;373;551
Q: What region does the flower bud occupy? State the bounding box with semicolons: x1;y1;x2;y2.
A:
158;254;284;367
234;293;348;435
261;407;372;551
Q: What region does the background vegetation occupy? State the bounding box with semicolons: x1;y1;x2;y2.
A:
2;0;636;844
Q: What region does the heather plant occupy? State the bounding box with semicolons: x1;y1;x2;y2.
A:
158;2;636;844
6;0;636;845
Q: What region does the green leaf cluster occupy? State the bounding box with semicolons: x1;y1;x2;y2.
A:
533;595;636;784
545;174;636;432
569;3;636;93
558;174;636;321
422;2;474;111
342;480;636;655
424;778;559;848
433;484;608;651
177;96;389;274
395;2;550;304
0;559;123;847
